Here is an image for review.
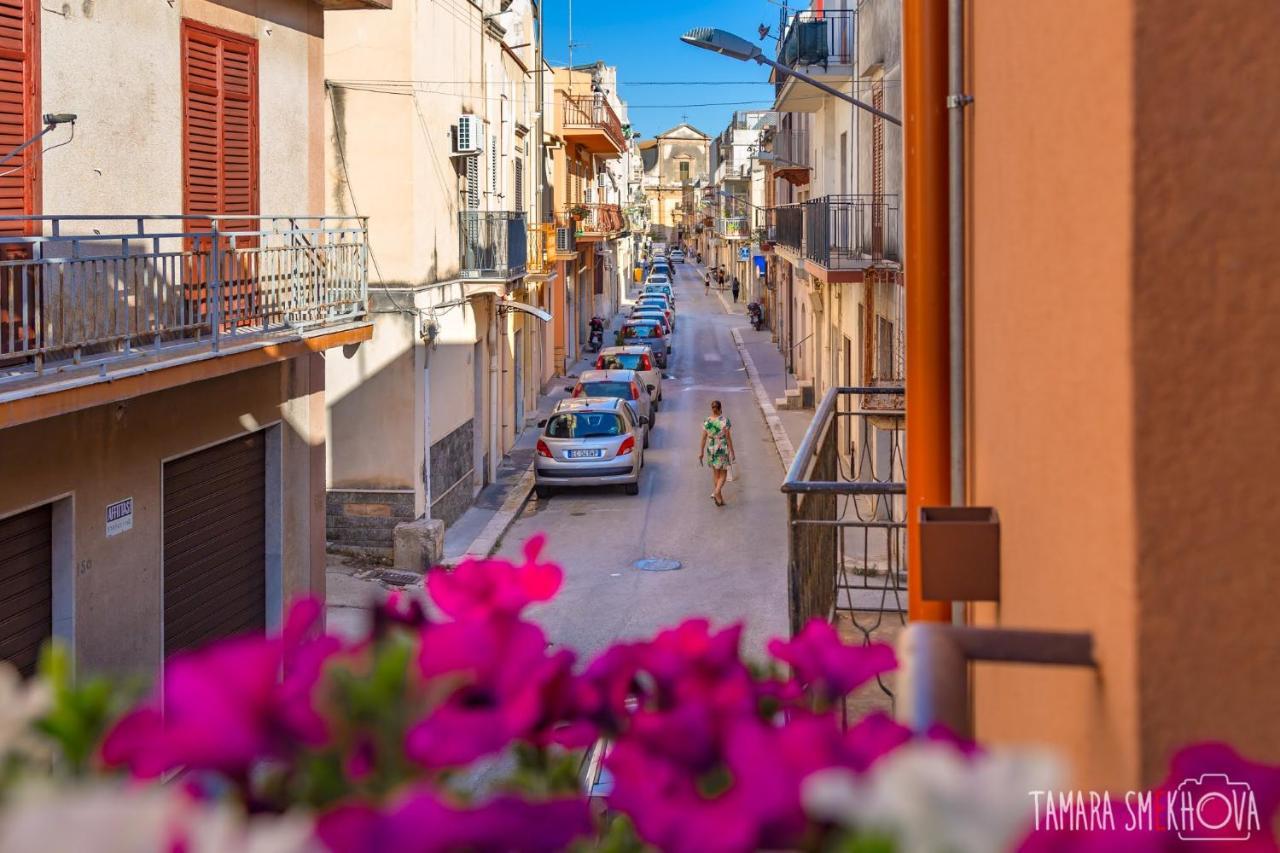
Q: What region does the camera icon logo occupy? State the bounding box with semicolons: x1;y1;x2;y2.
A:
1172;773;1258;842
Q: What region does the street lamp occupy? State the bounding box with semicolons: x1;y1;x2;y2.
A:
680;27;901;126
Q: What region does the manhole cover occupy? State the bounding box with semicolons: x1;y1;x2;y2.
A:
367;569;424;587
633;558;682;572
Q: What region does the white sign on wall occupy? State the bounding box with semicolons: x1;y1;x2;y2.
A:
106;498;133;537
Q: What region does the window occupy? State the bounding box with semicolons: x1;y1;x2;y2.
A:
877;316;894;381
679;160;690;182
489;134;498;196
182;20;259;226
0;0;39;233
546;413;624;438
465;155;480;209
581;381;634;399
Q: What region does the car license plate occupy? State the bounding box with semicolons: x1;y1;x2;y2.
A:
567;449;603;459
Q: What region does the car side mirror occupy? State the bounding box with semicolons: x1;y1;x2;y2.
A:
638;416;650;427
563;386;574;392
646;384;655;393
537;419;547;428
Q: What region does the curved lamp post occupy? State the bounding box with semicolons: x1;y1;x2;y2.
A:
679;28;901;126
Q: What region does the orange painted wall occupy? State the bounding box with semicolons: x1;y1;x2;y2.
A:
967;0;1280;788
965;0;1139;790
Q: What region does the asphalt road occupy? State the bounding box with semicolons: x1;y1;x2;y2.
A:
493;258;790;661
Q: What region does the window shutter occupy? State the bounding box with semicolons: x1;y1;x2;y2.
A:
514;157;524;212
182;20;259;228
489;135;498;197
0;0;39;234
466;155;479;209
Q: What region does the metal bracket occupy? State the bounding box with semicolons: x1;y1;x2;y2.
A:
946;94;974;109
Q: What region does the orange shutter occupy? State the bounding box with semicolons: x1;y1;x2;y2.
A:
0;0;37;358
181;20;258;227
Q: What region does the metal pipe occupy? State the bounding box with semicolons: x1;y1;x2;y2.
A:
947;0;969;627
898;623;1096;736
903;0;952;624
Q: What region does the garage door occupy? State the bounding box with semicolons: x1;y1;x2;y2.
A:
0;504;52;677
163;431;266;655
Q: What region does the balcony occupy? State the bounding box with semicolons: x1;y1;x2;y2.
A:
459;211;528;281
526;224;553;276
0;215;368;405
569;203;624;240
762;128;811;187
773;204;804;253
804;195;900;270
560;94;625;156
774;9;856;112
716;217;750;240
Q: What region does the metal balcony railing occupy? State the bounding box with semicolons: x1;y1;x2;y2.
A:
570;203;624;237
717;217;750;239
783;386;906;638
773;203;804;252
772;128;811;169
561;94;625;152
526;223;553;275
804;194;901;268
460;211;528;280
776;8;856;70
0;215;367;379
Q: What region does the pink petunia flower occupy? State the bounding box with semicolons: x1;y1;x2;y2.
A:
101;599;339;779
426;534;561;622
768;619;897;705
315;789;593;853
406;618;578;768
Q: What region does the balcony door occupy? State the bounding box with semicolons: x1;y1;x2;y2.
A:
181;20;260;330
0;0;40;362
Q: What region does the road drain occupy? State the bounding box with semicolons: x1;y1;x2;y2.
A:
633;558;682;572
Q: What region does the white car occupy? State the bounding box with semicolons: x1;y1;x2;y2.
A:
594;345;664;404
670;249;685;263
645;272;670;287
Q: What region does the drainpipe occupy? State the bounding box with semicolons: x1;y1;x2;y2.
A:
946;0;972;625
903;0;951;623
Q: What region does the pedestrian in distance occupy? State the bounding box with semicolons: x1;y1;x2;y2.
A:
717;270;725;289
704;271;711;294
731;277;741;302
698;399;736;507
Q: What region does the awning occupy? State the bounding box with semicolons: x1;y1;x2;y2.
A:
499;300;552;322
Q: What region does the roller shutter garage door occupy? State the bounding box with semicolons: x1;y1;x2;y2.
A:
0;504;51;677
163;432;265;655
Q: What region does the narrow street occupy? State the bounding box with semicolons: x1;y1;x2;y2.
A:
493;259;790;659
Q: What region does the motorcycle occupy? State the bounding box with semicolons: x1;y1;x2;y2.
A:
746;302;765;332
587;316;606;353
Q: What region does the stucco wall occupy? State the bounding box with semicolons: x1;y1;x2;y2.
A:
0;362;323;676
1129;0;1280;781
41;0;324;219
967;0;1139;790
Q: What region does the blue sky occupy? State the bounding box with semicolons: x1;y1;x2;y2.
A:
542;0;782;140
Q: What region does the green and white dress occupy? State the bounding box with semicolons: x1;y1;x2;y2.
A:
702;415;732;470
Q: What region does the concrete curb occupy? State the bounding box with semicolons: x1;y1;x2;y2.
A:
457;464;535;561
731;326;796;473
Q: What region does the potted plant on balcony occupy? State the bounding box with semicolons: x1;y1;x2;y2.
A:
567;204;590;220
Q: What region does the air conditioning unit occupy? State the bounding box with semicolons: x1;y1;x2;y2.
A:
555;226;575;253
454;115;483;155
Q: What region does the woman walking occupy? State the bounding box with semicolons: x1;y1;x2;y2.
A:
731;276;741;303
704;270;711;293
698;400;736;506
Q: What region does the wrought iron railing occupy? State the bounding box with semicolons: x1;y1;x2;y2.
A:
561;94;625;152
526;224;553;275
571;203;624;236
460;211;527;280
773;203;804;252
0;215;367;378
782;386;906;638
717;217;750;238
777;8;856;70
804;194;901;268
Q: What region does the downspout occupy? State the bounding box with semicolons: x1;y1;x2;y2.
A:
947;0;972;625
903;0;952;623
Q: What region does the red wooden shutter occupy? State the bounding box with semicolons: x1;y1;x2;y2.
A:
0;0;37;359
181;20;258;227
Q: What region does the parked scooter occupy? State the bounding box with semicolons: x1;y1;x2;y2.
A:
587;316;606;353
747;302;765;331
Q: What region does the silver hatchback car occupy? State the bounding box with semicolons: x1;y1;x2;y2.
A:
565;368;657;436
620;319;671;365
534;397;647;498
594;345;663;405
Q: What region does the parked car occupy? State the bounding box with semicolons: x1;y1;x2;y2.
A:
595;345;663;404
565;368;657;435
632;302;675;331
535;398;647;498
670;249;685;263
637;291;674;310
643;283;674;302
629;309;672;338
619;320;671;366
644;272;670;288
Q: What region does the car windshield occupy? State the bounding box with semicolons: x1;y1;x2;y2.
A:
599;353;647;370
546;412;624;439
581;381;634;399
623;324;662;338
